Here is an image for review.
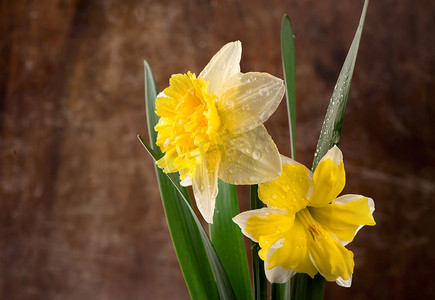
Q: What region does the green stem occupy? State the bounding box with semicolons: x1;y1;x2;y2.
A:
271;281;290;300
290;274;325;300
250;185;267;300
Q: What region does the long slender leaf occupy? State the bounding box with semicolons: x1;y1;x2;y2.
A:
138;136;235;299
291;0;370;298
143;61;235;299
209;180;252;300
281;14;297;160
277;14;297;300
250;185;267;300
143;62;218;299
312;0;370;170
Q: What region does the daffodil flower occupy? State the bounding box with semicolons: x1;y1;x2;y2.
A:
155;41;285;223
233;146;376;287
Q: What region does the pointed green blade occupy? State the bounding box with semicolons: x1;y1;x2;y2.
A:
281;14;297;160
143;61;235;299
275;14;297;300
209;180;252;300
291;1;370;298
312;0;370;170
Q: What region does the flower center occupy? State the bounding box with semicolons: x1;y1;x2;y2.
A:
297;208;322;242
155;72;221;178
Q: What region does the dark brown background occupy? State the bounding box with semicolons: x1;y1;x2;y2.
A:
1;0;434;299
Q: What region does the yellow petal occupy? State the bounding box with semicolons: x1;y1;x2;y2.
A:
258;162;311;212
267;217;318;277
217;72;285;134
233;207;290;243
264;239;295;283
310;195;376;245
310;146;345;207
218;125;281;185
198;41;241;95
192;150;221;223
307;222;354;282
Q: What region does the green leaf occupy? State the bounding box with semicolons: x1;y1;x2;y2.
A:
281;14;297;160
250;185;267;300
142;61;235;299
138;135;236;300
291;1;370;299
276;14;296;300
312;0;370;170
209;180;252;300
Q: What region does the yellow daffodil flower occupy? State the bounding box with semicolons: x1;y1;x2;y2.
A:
233;146;376;286
155;41;285;223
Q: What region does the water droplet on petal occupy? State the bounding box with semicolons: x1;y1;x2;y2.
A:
259;88;269;96
225;101;234;110
253;149;262;160
282;185;290;192
250;175;260;182
273;194;279;200
242;103;249;110
164;138;171;148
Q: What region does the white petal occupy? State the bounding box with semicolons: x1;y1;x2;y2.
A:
199;41;241;95
264;239;296;283
219;125;281;185
333;194;375;246
217;72;285;134
319;145;343;166
232;207;287;242
180;174;192;187
157;91;168;98
265;266;295;284
280;154;305;167
192;152;221;223
335;275;353;287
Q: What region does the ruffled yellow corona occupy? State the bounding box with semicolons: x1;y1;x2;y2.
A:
155;41;285;223
233;146;376;286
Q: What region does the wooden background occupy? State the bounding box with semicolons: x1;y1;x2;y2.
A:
1;0;434;299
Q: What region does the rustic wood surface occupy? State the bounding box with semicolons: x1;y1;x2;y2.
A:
1;0;434;299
